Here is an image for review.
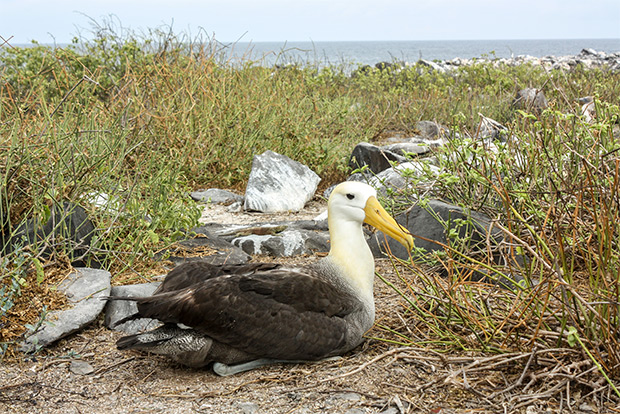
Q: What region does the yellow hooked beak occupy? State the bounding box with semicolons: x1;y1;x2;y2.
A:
363;196;414;250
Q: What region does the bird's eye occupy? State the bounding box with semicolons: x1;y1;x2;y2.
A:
346;193;355;200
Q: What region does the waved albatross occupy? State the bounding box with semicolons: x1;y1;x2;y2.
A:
114;181;414;375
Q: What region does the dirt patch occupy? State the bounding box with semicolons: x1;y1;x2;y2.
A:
199;198;327;226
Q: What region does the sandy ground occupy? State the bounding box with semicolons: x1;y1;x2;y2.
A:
198;197;327;226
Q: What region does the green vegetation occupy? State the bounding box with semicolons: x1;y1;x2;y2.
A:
369;85;620;403
1;23;619;404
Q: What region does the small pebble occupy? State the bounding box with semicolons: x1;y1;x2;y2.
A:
236;401;259;414
70;360;94;375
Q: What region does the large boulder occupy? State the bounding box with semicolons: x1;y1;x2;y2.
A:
21;268;111;352
369;200;503;261
244;150;320;213
348;142;407;174
369;200;526;286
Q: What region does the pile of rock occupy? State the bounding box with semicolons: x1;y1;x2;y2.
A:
367;49;620;74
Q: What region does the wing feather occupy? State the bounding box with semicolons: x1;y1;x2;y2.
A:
135;267;361;360
153;261;281;294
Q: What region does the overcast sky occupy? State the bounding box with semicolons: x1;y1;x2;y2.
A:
1;0;619;45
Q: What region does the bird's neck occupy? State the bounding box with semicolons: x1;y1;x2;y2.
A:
327;217;376;302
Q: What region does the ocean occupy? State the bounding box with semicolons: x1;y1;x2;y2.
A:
222;38;620;67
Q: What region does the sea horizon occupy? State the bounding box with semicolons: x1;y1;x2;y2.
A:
222;38;620;67
10;37;620;68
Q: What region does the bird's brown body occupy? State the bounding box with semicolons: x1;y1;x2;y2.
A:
115;182;413;375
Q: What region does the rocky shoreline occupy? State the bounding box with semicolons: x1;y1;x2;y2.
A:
365;48;620;73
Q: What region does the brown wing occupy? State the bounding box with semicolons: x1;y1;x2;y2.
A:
135;267;362;360
154;261;281;294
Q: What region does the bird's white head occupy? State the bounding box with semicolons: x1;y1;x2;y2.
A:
327;181;376;226
327;181;414;250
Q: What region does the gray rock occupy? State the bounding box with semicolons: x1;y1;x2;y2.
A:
418;59;446;73
190;188;243;205
369;200;502;259
375;61;405;71
477;115;509;140
512;88;548;113
349;142;407;174
369;200;526;286
382;142;432;157
364;49;620;75
232;228;329;257
332;392;362;402
369;161;442;196
580;48;600;57
70;360;94;375
22;268;111;352
105;283;162;333
344;410;365;414
11;202;95;265
235;401;259;414
244;150;320;213
415;120;449;139
227;201;243;212
162;235;251;266
579;96;595;122
194;221;330;258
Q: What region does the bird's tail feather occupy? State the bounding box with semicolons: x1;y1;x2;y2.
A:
116;325;212;355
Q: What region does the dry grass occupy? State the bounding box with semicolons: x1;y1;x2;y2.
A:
0;254;73;359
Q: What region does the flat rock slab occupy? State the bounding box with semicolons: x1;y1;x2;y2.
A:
21;268;111;353
161;235;251;266
233;228;330;257
105;282;162;334
196;220;330;257
190;188;244;205
244;150;320;213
